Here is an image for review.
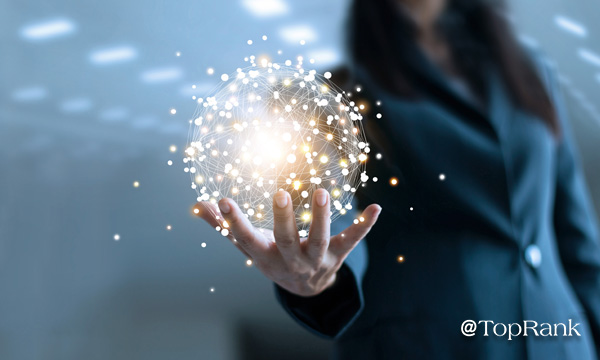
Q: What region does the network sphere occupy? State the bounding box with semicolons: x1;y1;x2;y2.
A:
185;62;370;235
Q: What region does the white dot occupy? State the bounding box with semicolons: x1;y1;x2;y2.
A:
262;35;268;41
209;287;215;293
175;51;181;56
247;40;253;45
201;242;207;247
221;74;229;81
113;234;120;241
439;174;446;181
207;68;214;75
167;160;173;166
324;72;332;79
170;108;177;115
221;229;229;236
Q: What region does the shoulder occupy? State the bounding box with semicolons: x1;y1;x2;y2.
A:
518;39;561;95
519;39;571;129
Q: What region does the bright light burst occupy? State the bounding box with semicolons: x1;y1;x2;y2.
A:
185;54;370;235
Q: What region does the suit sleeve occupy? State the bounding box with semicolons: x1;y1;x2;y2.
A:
273;218;368;339
545;61;600;352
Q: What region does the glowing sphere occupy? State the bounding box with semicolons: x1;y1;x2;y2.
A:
185;61;369;234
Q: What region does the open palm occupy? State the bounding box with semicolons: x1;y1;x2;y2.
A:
195;188;381;296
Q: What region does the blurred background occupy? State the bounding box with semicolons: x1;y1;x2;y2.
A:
1;0;599;359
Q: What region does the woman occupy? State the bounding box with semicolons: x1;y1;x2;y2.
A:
196;0;600;358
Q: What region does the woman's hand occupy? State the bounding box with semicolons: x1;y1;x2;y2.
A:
194;188;381;297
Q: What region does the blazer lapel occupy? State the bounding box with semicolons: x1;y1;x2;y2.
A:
486;72;513;142
411;48;506;138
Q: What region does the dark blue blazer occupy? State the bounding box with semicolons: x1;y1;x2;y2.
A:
275;50;600;359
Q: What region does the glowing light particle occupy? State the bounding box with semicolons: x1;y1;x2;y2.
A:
166;225;172;230
396;255;405;263
169;145;177;153
439;173;446;181
133;181;140;188
113;234;120;241
209;287;215;293
390;178;398;186
246;259;253;266
170;108;177;115
201;242;207;247
221;74;229;81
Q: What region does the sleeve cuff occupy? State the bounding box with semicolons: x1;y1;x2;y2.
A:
274;263;364;339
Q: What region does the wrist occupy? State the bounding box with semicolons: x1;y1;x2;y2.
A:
322;272;337;292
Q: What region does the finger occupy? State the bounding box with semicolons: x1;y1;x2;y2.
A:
218;198;270;259
272;191;300;262
306;188;331;262
193;202;221;228
330;204;382;256
193;202;252;258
